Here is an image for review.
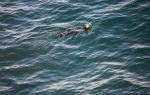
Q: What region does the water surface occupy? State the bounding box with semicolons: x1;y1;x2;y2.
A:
0;0;150;95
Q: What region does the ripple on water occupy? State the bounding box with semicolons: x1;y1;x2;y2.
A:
0;0;150;95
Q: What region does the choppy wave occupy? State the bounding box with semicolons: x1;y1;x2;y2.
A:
0;0;150;95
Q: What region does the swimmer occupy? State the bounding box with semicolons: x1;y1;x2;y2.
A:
56;23;92;37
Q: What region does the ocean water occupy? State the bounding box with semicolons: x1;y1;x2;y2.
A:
0;0;150;95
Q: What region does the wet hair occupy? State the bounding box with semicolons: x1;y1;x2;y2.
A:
84;23;92;31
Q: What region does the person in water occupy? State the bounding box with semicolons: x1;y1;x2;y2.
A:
56;23;92;37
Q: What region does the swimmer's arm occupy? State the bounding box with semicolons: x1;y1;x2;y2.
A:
56;32;65;37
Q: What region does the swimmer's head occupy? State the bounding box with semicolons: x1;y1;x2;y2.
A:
84;23;92;33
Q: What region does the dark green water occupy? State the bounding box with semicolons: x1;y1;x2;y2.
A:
0;0;150;95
